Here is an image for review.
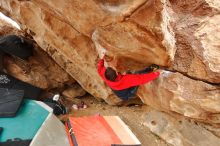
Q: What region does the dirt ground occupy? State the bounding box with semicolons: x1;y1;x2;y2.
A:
59;95;171;146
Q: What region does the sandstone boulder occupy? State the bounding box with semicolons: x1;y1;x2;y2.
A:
145;111;220;146
62;84;86;99
92;21;172;72
93;0;176;72
33;0;147;36
4;48;73;89
170;0;220;83
138;71;220;123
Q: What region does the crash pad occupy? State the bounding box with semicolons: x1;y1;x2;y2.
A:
66;115;141;146
30;113;69;146
0;100;50;142
0;88;24;117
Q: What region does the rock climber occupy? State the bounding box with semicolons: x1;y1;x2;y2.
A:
97;54;160;100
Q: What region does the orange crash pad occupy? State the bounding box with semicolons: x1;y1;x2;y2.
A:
66;115;141;146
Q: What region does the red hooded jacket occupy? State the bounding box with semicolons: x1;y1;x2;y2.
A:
97;59;160;90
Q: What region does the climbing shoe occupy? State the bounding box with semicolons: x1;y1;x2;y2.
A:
149;64;159;71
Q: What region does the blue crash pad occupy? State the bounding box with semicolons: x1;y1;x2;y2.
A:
0;99;49;142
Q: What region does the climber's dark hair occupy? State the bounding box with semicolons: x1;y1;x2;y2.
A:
105;67;117;81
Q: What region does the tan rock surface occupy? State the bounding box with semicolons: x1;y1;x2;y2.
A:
138;71;220;123
4;48;73;89
170;0;220;83
93;0;176;72
62;84;86;99
130;0;176;60
33;0;147;36
92;21;172;72
145;111;220;146
0;20;74;89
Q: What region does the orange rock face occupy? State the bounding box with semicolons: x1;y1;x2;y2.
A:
0;0;219;123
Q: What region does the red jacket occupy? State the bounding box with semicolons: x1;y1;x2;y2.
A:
97;59;160;90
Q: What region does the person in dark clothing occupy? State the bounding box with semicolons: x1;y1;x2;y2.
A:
97;56;160;100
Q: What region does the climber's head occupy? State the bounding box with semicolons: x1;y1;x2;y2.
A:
105;67;117;81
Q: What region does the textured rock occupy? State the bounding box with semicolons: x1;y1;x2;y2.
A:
200;123;220;138
0;19;74;89
33;0;147;36
130;0;176;60
205;0;220;10
138;71;220;123
194;15;220;78
0;0;220;123
93;21;172;72
0;18;20;36
4;49;73;89
170;0;220;83
145;111;220;146
4;56;48;89
93;0;176;71
62;84;86;99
